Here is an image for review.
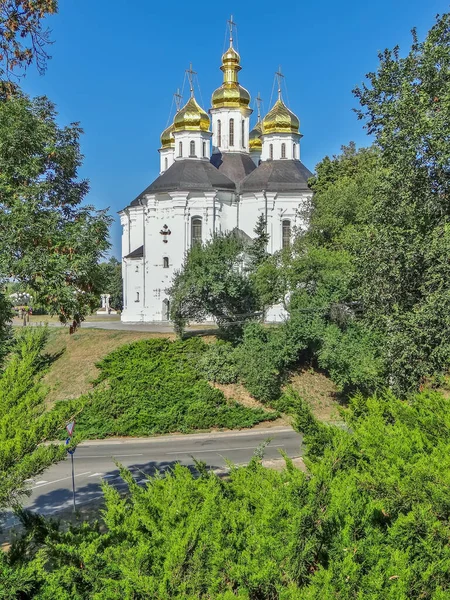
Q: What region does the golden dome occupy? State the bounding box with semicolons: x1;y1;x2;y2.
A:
160;122;175;148
212;84;250;109
211;45;251;109
262;98;299;134
173;96;210;132
249;120;262;151
222;45;240;65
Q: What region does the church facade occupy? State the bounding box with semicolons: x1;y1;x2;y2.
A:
119;31;313;323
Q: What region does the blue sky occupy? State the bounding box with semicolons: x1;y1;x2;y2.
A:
20;0;449;258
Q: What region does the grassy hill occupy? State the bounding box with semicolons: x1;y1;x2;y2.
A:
41;327;341;425
43;327;175;404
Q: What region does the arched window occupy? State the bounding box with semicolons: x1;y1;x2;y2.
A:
190;140;195;156
229;118;234;146
191;217;202;245
217;119;222;146
241;120;245;148
162;298;170;320
163;257;169;268
269;143;274;160
282;220;291;249
178;141;183;157
293;143;296;159
164;157;168;170
202;141;206;157
281;143;286;158
135;291;140;302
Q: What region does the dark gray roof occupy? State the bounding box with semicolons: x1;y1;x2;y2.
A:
210;151;256;184
132;160;235;201
239;160;313;194
125;245;144;259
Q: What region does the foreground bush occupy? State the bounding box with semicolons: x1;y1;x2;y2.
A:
64;338;276;439
0;328;76;509
3;389;450;598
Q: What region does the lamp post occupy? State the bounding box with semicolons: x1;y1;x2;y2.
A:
65;420;76;512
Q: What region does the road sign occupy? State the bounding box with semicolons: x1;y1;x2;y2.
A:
66;420;75;436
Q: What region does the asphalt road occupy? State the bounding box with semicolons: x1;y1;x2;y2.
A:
1;427;302;530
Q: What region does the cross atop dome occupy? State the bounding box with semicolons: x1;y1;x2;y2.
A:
186;63;197;98
275;66;285;100
228;14;236;47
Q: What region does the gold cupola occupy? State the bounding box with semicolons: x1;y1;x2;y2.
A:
262;97;300;135
160;122;175;148
173;96;210;132
249;120;262;151
211;42;251;109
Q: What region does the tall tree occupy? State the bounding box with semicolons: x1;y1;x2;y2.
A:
354;12;450;394
168;232;260;337
0;94;112;323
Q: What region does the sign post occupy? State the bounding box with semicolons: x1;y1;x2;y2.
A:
65;421;76;512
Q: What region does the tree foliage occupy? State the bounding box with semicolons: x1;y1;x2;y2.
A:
169;232;260;337
3;389;450;598
97;257;123;311
353;13;450;394
0;327;75;509
0;93;112;322
0;0;57;87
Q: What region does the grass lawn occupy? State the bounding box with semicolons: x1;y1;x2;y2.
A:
43;327;174;404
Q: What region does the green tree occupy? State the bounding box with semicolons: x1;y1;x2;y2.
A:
0;93;112;323
0;327;76;509
354;12;450;394
168;231;260;337
98;257;123;311
247;214;269;271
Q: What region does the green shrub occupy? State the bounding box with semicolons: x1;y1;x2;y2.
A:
197;340;239;384
62;337;277;439
8;389;450;598
317;322;385;394
234;322;283;402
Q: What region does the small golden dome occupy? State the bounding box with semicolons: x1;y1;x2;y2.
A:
222;46;240;65
249;121;262;151
160;122;175;148
173;96;210;132
211;44;251;109
212;84;250;109
262;98;299;135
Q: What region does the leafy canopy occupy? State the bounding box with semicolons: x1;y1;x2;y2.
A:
169;231;260;337
0;94;112;322
354;12;450;394
3;388;450;598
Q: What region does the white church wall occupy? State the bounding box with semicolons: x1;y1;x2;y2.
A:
210;108;251;153
261;133;301;161
122;257;144;321
159;147;175;174
173;131;212;161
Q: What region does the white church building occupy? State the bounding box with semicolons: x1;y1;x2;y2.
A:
119;25;313;323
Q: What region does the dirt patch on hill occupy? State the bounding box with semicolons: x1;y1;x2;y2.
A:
287;367;341;422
